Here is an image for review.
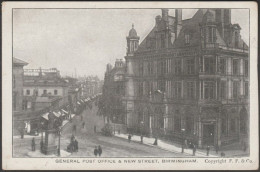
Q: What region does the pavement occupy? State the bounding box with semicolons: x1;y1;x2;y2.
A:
114;133;250;157
13;114;76;139
114;133;217;157
27;150;71;157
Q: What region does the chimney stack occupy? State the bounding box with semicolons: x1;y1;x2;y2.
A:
175;9;182;38
162;9;169;21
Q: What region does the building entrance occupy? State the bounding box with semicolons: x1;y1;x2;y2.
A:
203;124;215;146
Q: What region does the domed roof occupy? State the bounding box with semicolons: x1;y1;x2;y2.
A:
128;24;138;38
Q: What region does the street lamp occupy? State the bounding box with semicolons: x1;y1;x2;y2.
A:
113;116;116;135
40;121;44;153
181;128;186;153
57;126;62;156
140;121;144;143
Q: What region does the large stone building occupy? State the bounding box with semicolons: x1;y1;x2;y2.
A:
13;58;28;112
101;59;126;124
23;68;69;111
124;9;249;147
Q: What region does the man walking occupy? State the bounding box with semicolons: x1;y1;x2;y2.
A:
74;139;78;152
215;145;219;154
82;122;85;129
128;134;131;143
31;138;36;151
193;144;196;156
94;146;98;157
206;145;210;156
98;145;102;157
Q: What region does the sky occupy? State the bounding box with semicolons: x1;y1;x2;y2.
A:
13;9;249;80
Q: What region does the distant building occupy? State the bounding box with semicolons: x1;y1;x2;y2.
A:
81;75;103;98
13;58;28;112
124;9;249;147
101;59;126;124
23;68;69;111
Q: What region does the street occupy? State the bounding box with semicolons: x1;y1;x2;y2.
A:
13;102;187;157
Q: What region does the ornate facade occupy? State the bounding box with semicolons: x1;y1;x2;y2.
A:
124;9;249;147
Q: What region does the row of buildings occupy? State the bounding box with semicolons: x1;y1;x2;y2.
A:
13;59;102;135
101;9;249;148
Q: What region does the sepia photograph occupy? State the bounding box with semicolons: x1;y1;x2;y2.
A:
2;1;258;170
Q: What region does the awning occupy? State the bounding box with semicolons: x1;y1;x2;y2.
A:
53;111;61;118
61;109;68;114
42;112;49;120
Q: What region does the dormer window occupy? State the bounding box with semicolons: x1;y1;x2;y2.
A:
208;27;216;43
185;34;190;44
235;32;239;48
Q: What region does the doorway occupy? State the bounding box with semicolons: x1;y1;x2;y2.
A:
203;124;215;146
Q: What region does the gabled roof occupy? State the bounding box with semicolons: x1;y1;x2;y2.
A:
13;57;28;66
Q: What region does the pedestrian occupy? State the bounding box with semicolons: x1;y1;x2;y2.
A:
40;140;44;152
20;130;24;139
193;144;196;156
118;129;120;135
153;137;158;145
82;122;85;129
81;115;83;121
206;145;210;156
73;125;76;133
141;135;143;143
74;139;78;152
94;125;96;133
31;138;36;151
215;145;219;154
94;146;98;157
128;134;131;143
98;145;102;157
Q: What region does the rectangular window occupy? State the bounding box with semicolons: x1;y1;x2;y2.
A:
245;82;249;97
187;81;195;99
230;118;236;132
54;90;58;95
221;117;227;135
185;34;190;44
161;34;165;48
158;80;165;92
175;59;182;74
233;59;239;75
233;81;239;99
219;58;226;74
26;90;30;95
148;62;153;75
204;81;215;99
208;27;216;43
204;57;215;74
35;90;38;96
187;59;195;74
244;60;248;76
220;81;226;99
174;116;181;132
138;82;143;96
174;82;182;99
139;63;143;76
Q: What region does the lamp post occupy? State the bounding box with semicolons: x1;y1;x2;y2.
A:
57;126;61;156
181;128;186;153
40;121;44;153
140;121;144;143
113;116;116;135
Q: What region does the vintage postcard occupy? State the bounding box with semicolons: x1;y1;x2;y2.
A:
2;1;258;170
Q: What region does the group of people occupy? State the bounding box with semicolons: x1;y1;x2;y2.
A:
94;145;102;157
67;135;78;153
